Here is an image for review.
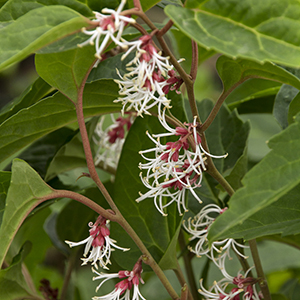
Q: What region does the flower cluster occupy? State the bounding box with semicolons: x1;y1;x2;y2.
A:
199;269;262;300
183;204;249;279
137;108;227;216
181;203;264;299
65;215;129;269
79;0;135;60
94;113;135;170
114;35;183;116
92;259;145;300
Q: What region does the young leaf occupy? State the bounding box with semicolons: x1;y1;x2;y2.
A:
273;85;300;129
0;0;92;23
0;77;52;125
0;242;37;300
13;127;75;179
208;113;300;243
45;118;98;182
165;1;300;67
210;184;300;240
127;0;161;12
111;116;182;271
0;159;55;268
35;45;96;102
216;56;300;93
0;171;11;226
0;80;121;165
198;99;250;174
226;78;281;113
288;93;300;125
0;5;90;71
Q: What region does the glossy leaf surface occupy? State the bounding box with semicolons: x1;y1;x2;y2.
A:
0;159;54;267
165;1;300;67
0;5;90;71
0;80;121;164
208;113;300;242
35;45;96;102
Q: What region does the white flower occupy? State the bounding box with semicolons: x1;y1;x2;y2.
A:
92;260;146;300
136;108;227;216
199;268;262;300
79;0;135;59
114;35;182;116
65;215;129;269
183;204;249;279
94;113;135;170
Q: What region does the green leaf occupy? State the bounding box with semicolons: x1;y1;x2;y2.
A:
271;294;288;300
15;127;75;179
0;171;11;226
224;142;248;191
288;92;300;124
208;113;300;242
45;118;98;182
216;56;300;93
280;278;300;300
0;79;121;165
11;207;52;275
198;99;250;174
35;45;96;102
0;242;36;300
0;77;52;125
226;78;281;113
111;116;182;270
212;184;300;240
0;0;92;23
128;0;161;12
0;159;54;268
165;2;300;68
87;52;134;82
274;85;300;129
0;5;90;71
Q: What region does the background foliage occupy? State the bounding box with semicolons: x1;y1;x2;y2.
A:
1;0;300;299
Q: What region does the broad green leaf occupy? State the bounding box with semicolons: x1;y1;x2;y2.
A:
0;0;92;24
111;116;182;270
288;92;300;124
224;142;248;191
226;79;281;113
0;79;121;165
208;113;300;242
11;207;52;276
0;242;36;300
35;45;96;102
0;5;90;71
240;113;282;163
216;56;300;93
157;0;183;9
211;184;300;240
280;278;300;300
273;85;299;129
0;159;54;268
0;77;52;125
0;171;11;226
198;99;250;174
15;127;75;179
165;2;300;68
271;294;288;300
45;118;98;182
87;52;134;82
